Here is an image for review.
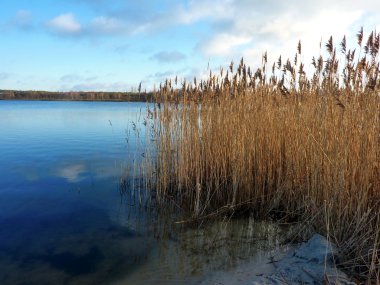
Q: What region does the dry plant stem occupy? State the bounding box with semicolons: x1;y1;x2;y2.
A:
140;29;380;282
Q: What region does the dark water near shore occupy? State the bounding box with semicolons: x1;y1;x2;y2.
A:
0;101;283;284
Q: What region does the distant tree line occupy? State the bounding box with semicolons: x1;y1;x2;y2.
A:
0;90;154;102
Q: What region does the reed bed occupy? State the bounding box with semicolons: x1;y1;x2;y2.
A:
142;29;380;282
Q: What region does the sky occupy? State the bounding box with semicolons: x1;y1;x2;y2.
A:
0;0;379;92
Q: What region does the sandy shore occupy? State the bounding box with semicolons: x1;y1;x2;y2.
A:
200;234;355;285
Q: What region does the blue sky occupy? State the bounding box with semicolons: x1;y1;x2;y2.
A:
0;0;379;92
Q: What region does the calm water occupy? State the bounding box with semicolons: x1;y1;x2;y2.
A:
0;101;283;285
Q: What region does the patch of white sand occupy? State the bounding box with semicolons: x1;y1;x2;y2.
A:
201;234;355;285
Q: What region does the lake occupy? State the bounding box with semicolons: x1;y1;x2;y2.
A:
0;100;283;285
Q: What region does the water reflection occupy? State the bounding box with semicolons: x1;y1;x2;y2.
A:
0;203;154;285
0;101;285;285
56;163;87;183
0;101;153;284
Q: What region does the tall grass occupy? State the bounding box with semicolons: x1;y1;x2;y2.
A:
142;29;380;282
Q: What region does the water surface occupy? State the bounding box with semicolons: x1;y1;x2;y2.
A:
0;100;283;285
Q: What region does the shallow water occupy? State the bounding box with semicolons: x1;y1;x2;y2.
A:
0;101;283;284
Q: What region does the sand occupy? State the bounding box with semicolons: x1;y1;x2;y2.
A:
200;234;355;285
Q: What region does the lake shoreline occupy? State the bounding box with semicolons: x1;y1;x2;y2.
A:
201;234;355;285
0;90;154;102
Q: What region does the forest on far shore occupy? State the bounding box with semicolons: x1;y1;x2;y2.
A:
0;90;154;102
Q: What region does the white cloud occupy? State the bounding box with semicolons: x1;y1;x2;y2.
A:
90;16;125;34
47;13;82;35
198;33;251;56
188;0;377;68
45;14;133;37
175;0;234;24
241;8;364;60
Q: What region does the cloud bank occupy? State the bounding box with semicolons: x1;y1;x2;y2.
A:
3;0;380;91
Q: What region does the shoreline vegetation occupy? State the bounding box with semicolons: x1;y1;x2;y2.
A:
0;89;154;102
138;28;380;283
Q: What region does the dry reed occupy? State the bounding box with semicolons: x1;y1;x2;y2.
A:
140;28;380;282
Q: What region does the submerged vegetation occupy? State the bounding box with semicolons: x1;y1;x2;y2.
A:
139;28;380;282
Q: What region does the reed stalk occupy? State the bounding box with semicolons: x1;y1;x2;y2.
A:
141;29;380;282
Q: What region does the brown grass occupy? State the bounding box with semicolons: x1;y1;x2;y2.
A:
141;28;380;282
